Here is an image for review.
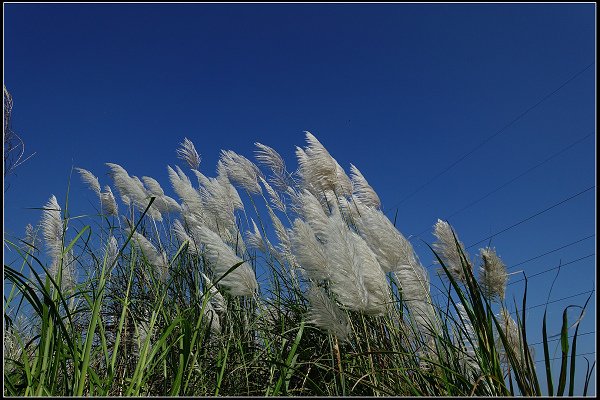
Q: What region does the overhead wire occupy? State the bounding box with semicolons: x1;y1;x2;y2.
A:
384;61;595;213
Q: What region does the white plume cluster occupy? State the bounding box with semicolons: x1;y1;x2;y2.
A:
479;247;508;301
432;219;471;284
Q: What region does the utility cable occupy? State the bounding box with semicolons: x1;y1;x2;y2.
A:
385;61;595;213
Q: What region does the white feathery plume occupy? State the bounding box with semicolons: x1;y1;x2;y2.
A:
197;174;237;234
497;308;527;365
298;132;338;193
167;165;204;217
106;163;162;221
104;236;119;269
354;203;419;272
23;223;38;252
127;230;169;279
134;320;153;355
41;195;64;262
196;226;258;296
101;186;119;216
152;194;182;214
350;164;381;209
245;219;266;252
141;176;165;197
289;219;329;281
333;159;353;197
176;137;201;170
432;219;471;284
267;206;290;254
203;302;221;333
254;142;291;191
479;247;508;301
219;149;262;194
306;286;351;341
296;189;330;241
260;177;286;212
191;169;211;188
349;229;390;315
172;219;198;255
454;304;480;376
323;212;369;313
201;272;227;313
394;264;437;334
75;167;101;194
49;249;77;295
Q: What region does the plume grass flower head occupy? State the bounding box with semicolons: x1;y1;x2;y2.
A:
177;137;201;170
220;150;263;194
479;247;508;301
432;219;471;284
75;167;101;194
307;286;351;341
41;195;64;262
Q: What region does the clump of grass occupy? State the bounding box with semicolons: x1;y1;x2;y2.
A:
4;133;594;396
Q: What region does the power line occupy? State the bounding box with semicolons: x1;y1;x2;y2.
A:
385;61;595;213
508;254;595;286
529;330;594;347
513;289;595;315
534;351;596;363
507;234;595;270
409;132;594;240
466;185;595;249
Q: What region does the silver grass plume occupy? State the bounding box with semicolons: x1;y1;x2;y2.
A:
134;320;153;355
49;249;77;295
143;175;181;214
432;219;471;284
246;219;266;252
298;132;338;193
172;219;198;255
497;308;527;366
168;165;204;217
106;163;162;221
455;303;481;376
254;142;292;191
23;223;38;252
104;236;119;270
289;218;329;281
196;172;237;234
333;158;353;197
203;302;221;333
201;272;227;313
267;206;291;254
127;230;169;280
354;203;419;272
479;247;508;301
216;166;244;211
350;164;381;209
101;186;119;216
177;137;201;170
41;195;64;262
295;189;330;241
306;286;351;341
260;177;286;212
141;176;165;197
219;149;262;194
75;167;101;194
152;194;182;214
324;211;388;314
394;264;437;334
196;226;258;296
192;169;211;188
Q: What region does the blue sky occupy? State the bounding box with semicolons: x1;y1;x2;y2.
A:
4;3;595;394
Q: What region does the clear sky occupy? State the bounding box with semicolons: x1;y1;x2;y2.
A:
4;3;596;395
